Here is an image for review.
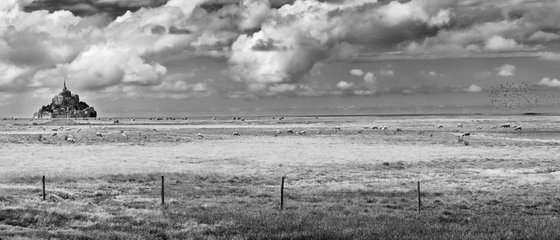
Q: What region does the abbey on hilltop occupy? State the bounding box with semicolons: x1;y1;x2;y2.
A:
33;80;97;119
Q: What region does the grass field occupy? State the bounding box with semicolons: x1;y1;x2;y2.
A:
1;115;560;239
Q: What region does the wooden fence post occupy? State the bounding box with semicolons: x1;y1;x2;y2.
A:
161;176;165;205
280;176;285;210
417;181;421;214
42;175;46;201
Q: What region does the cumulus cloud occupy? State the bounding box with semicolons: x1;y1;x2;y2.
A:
496;64;516;77
463;84;482;93
336;80;354;90
349;69;364;76
484;36;523;51
536;77;560;88
6;0;560;101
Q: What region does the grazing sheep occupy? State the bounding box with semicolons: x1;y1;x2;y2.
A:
381;126;388;130
476;126;482;130
372;126;379;130
113;120;119;124
233;132;240;136
462;132;470;137
395;128;403;132
66;137;75;143
276;129;281;135
52;132;57;136
279;117;284;120
515;126;522;131
240;118;246;121
501;123;511;128
121;133;128;139
437;124;444;128
457;123;463;128
295;131;300;135
212;117;217;120
457;135;464;143
334;126;341;132
52;128;58;131
131;117;135;121
287;129;294;134
300;130;306;135
197;133;203;138
96;132;103;137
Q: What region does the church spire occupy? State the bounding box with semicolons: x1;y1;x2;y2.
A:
63;79;67;91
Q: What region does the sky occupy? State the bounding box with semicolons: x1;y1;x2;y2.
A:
1;0;560;117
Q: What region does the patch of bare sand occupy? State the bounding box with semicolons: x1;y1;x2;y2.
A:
1;136;559;180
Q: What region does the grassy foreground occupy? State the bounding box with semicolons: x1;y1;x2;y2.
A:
2;172;560;240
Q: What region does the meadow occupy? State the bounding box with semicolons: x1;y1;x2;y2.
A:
1;115;560;239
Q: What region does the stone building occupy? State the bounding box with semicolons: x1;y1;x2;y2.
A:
34;81;97;118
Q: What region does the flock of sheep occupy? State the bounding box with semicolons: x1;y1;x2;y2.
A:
34;117;525;145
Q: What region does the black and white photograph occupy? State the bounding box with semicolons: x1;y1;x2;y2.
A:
2;0;560;239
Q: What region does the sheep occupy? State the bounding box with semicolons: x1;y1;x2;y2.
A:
372;126;379;130
395;128;403;132
279;117;284;120
476;126;482;130
121;133;128;139
334;126;341;132
300;130;306;135
462;132;470;137
96;132;103;137
381;126;388;130
233;132;240;136
66;137;75;143
52;132;57;136
197;133;203;138
457;135;464;143
131;117;136;121
501;123;511;128
287;129;294;134
437;124;444;128
515;126;522;131
457;123;463;128
113;119;119;124
52;128;58;131
276;129;281;135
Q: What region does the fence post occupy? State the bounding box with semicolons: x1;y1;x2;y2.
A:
42;175;46;201
161;176;165;205
417;181;421;214
280;176;285;210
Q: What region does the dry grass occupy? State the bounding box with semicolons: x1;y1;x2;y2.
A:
1;115;560;239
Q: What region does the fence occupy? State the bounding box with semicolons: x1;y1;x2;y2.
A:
38;175;426;213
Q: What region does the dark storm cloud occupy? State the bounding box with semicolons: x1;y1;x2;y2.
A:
24;0;168;17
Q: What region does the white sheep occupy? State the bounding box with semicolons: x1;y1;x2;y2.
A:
457;123;463;128
515;126;522;131
437;124;444;128
501;123;511;128
96;132;103;137
197;133;203;138
233;132;240;136
462;132;470;137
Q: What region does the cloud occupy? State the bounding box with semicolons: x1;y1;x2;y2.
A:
349;69;364;76
484;36;524;51
363;72;378;93
463;84;482;93
496;64;516;77
336;80;354;90
539;52;560;61
536;77;560;88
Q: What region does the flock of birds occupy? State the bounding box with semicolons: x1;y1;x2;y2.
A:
488;81;557;112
